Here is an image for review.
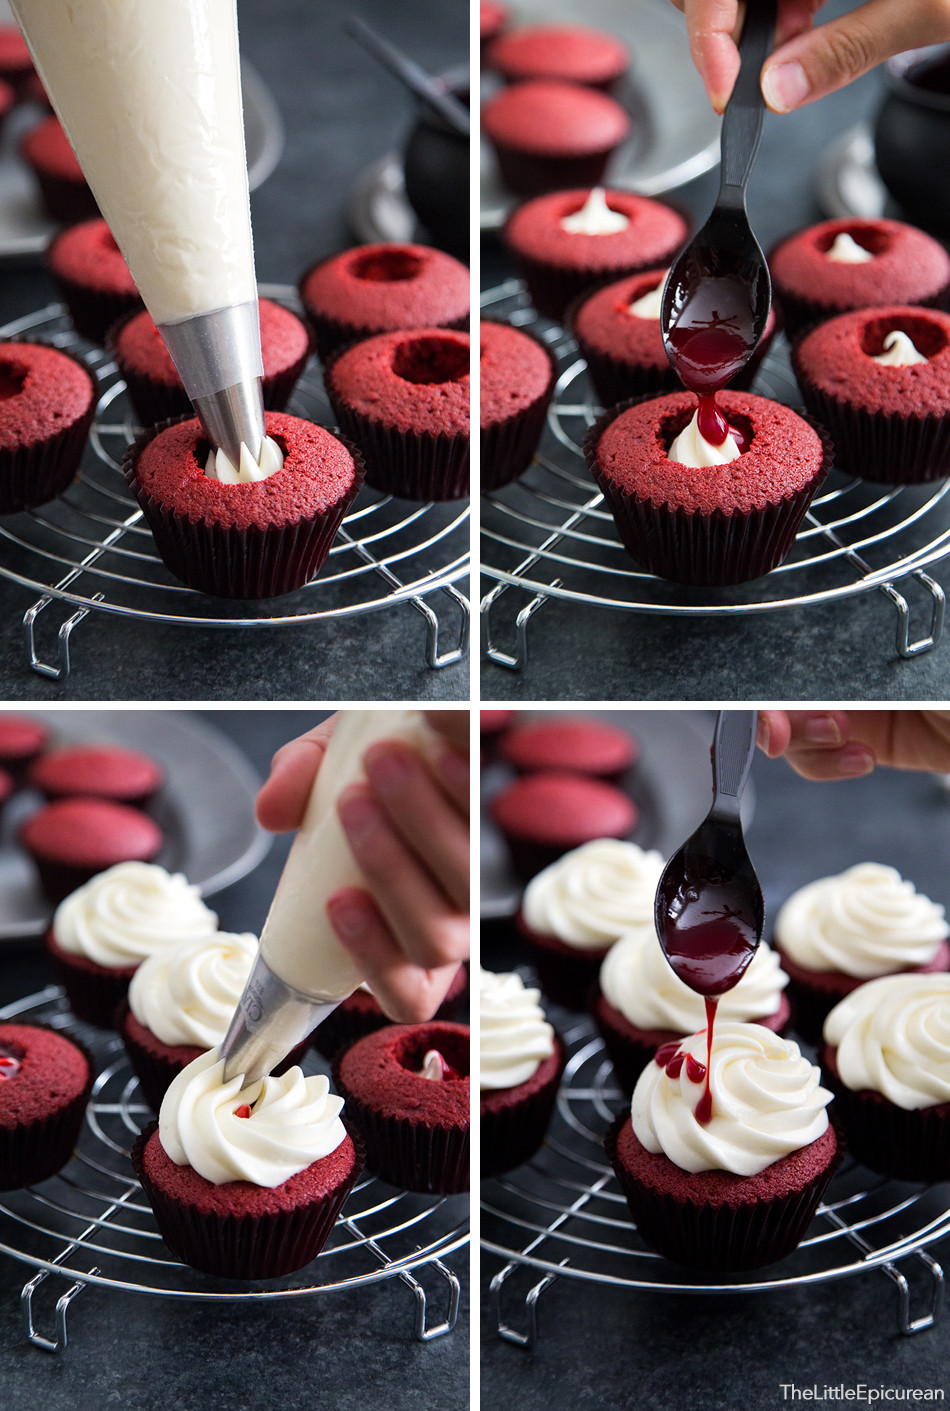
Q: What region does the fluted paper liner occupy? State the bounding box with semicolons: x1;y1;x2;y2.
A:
481;321;557;492
0;341;97;514
480;1037;565;1179
822;1048;950;1182
332;1065;469;1195
0;1026;94;1191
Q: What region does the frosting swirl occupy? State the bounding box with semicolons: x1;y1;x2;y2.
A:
480;967;556;1090
668;409;741;466
631;1021;831;1175
128;930;258;1048
158;1046;347;1185
775;862;948;977
53;862;219;967
824;972;950;1110
522;839;664;950
600;930;788;1031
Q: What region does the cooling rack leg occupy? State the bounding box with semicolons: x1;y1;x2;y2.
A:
398;1257;461;1341
879;1252;945;1335
20;1265;97;1353
23;593;103;680
410;584;471;669
480;580;553;670
490;1259;561;1349
878;572;946;658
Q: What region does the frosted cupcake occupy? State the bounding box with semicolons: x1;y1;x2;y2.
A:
606;1022;840;1270
774;862;950;1040
480;968;564;1177
45;861;219;1028
517;838;664;1007
822;973;950;1180
593;933;791;1093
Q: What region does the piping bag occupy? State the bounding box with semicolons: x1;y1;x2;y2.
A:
10;0;266;469
220;711;438;1088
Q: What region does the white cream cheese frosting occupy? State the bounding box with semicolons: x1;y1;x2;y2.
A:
53;862;219;968
628;278;665;319
774;862;948;978
205;436;285;484
479;968;556;1091
668;409;741;465
158;1046;347;1185
128;930;258;1048
631;1021;831;1175
522;839;664;951
600;930;788;1032
823;972;950;1110
560;188;629;235
825;231;874;264
871;330;928;368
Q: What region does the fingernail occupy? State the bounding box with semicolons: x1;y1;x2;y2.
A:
837;747;874;778
327;892;368;940
337;786;381;840
364;745;412;794
762;60;810;112
803;714;841;746
756;716;771;754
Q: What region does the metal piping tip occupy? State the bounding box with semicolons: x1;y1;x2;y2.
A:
193;376;266;469
221;953;340;1087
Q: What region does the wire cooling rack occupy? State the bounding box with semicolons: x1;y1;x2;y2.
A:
0;285;469;679
0;987;467;1353
480;279;950;667
482;1013;949;1349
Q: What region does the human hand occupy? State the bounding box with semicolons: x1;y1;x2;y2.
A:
256;711;470;1023
669;0;950;115
757;709;950;779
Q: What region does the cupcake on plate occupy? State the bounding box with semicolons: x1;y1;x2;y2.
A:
516;838;661;1006
583;390;832;586
822;973;950;1181
47;219;143;346
480;967;565;1176
500;714;636;782
0;341;97;515
483;82;631;199
488;24;630;93
480;320;557;493
504;188;689;322
792;305;950;484
133;1048;362;1279
123;411;364;598
333;1021;470;1194
0;26;36;101
769;217;950;339
606;1021;840;1270
44;861;219;1028
324;328;469;501
23;799;164;908
594;932;791;1093
20;114;98;223
0;713;49;783
491;774;638;887
480;1;508;59
110;298;312;428
299;242;470;362
29;743;163;808
0;1023;94;1190
311;963;468;1063
774;862;950;1042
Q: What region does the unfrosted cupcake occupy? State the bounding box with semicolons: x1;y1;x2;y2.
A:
516;838;663;1007
774;862;950;1041
606;1022;840;1270
22;798;164;904
480;967;565;1176
133;1047;361;1279
480;320;557;492
492;775;638;887
822;973;950;1180
29;742;163;808
594;932;791;1093
0;713;49;782
0;341;98;514
47;219;142;346
488;24;630;93
0;1023;94;1190
20;115;98;223
483;83;631;198
45;861;219;1028
500;714;636;782
311;963;468;1062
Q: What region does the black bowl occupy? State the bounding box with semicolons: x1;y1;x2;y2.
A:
874;46;950;233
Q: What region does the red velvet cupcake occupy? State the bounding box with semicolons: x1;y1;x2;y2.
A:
20;115;98;223
490;772;637;882
480;1;508;59
0;26;36;100
333;1022;470;1194
0;713;49;782
0;341;97;514
488;24;630;93
47;219;143;346
791;305;950;484
584;390;832;587
299;242;469;362
123;411;364;598
23;798;164;905
324;328;470;500
483;81;631;198
311;964;468;1062
504;189;689;321
480;320;557;492
480;968;565;1177
0;1023;94;1189
0;76;15;139
769;218;950;340
29;743;163;808
500;715;636;782
110;298;313;428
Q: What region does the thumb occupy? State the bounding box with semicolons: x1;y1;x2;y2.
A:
761;0;950;113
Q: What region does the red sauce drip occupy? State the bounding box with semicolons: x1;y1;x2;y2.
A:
684;1053;706;1084
654;1040;681;1068
666;274;758;451
665;1051;685;1079
235;1103;252;1119
696;393;750;452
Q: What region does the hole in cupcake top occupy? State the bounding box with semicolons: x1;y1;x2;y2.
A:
394;1029;470;1080
659;407;755;459
348;248;426;283
0;360;27;401
194;433;289;477
860;312;947;360
816;223;891;259
392;334;470;385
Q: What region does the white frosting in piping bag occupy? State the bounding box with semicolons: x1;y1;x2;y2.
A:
871;331;928;368
825;231;874;264
128;930;259;1049
668;409;741;466
205;436;285;484
480;968;555;1091
53;862;218;968
823;972;950;1110
560;188;629;235
522;839;664;951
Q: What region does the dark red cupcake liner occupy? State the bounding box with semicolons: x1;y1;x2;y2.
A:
131;1123;364;1280
480;1035;565;1178
481;320;558;492
45;929;138;1028
0;341;97;515
490;142;615;201
311;967;469;1063
49;269;143;347
0;1027;94;1190
583;395;834;587
822;1047;950;1182
605;1114;842;1271
331;1075;469;1194
516;912;609;1008
27;169;99;225
122;417;366;598
775;282;950;345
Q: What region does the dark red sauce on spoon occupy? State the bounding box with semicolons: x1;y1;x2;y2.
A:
665;269;758;452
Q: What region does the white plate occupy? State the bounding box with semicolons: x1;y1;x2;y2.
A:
0;710;270;938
